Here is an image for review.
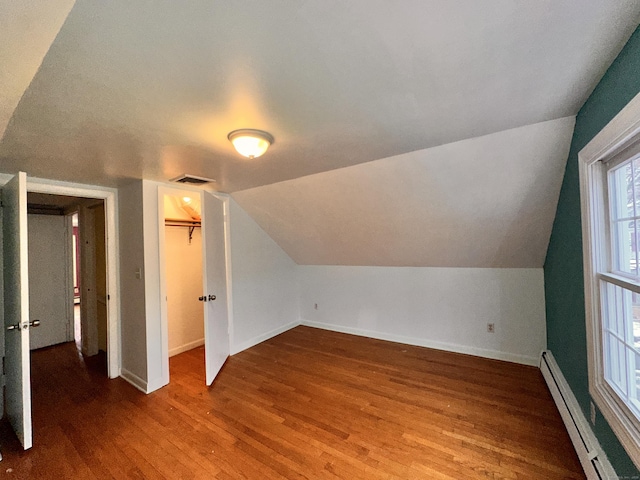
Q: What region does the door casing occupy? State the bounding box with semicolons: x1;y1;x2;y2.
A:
13;176;120;378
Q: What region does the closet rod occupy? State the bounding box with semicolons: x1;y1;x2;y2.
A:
164;218;201;227
165;218;201;244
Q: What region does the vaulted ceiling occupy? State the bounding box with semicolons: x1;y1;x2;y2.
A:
2;1;640;266
234;117;575;267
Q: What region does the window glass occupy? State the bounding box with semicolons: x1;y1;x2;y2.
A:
634;160;640;214
614;220;637;274
634;291;640;352
631;351;640;409
601;268;640;422
610;161;640;276
610;161;633;220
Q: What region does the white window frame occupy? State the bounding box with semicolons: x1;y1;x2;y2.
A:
580;90;640;469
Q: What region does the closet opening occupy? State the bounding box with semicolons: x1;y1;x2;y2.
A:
162;192;205;378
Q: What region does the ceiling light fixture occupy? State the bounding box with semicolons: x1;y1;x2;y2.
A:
227;129;274;159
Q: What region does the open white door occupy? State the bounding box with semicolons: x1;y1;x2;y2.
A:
2;172;32;449
202;191;229;386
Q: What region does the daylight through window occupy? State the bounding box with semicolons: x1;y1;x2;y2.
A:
603;156;640;421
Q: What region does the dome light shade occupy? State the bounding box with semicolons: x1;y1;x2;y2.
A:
227;129;274;159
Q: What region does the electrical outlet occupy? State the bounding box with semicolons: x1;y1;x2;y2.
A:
487;323;495;333
590;401;596;425
314;303;318;310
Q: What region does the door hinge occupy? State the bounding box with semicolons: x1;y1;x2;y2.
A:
107;294;110;300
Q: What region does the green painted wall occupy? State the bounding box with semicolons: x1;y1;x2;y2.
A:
545;26;640;475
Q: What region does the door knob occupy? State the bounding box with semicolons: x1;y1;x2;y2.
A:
6;323;21;331
29;320;41;327
198;296;207;302
208;295;216;301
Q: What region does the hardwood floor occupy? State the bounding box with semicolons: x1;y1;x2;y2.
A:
0;326;584;479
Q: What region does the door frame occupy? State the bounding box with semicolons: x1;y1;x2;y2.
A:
18;176;120;378
157;184;232;386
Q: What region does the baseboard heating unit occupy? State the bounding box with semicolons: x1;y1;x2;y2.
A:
540;351;617;480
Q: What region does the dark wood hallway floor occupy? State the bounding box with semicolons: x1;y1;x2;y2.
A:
0;326;584;479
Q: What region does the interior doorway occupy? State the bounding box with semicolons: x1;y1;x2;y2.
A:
26;193;108;373
161;192;205;377
0;173;120;452
25;180;119;378
157;184;230;388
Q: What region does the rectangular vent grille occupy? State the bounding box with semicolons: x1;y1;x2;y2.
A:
170;174;216;185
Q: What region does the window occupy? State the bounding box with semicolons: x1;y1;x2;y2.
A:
581;93;640;469
602;158;640;419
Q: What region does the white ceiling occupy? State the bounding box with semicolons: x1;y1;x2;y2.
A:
1;2;639;266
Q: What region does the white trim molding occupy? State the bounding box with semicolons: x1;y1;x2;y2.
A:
169;339;205;358
231;321;299;356
301;321;540;366
120;368;148;394
579;90;640;469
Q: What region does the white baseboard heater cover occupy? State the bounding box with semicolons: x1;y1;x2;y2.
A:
540;351;617;480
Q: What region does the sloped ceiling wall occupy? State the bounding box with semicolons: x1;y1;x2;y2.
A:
233;116;575;268
0;0;75;139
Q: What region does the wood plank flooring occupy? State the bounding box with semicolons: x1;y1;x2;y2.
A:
0;326;585;479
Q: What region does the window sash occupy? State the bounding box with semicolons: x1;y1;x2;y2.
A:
600;277;640;424
599;272;640;293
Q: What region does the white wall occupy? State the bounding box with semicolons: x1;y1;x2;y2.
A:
228;199;300;354
28;214;72;350
165;225;204;356
118;180;148;390
126;186;546;395
299;266;546;365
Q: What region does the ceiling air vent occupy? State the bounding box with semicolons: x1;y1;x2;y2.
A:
170;174;216;185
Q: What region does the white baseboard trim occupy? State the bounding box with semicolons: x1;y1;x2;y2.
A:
301;320;539;366
146;376;169;394
231;321;300;355
169;338;204;357
108;366;121;380
120;368;148;393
